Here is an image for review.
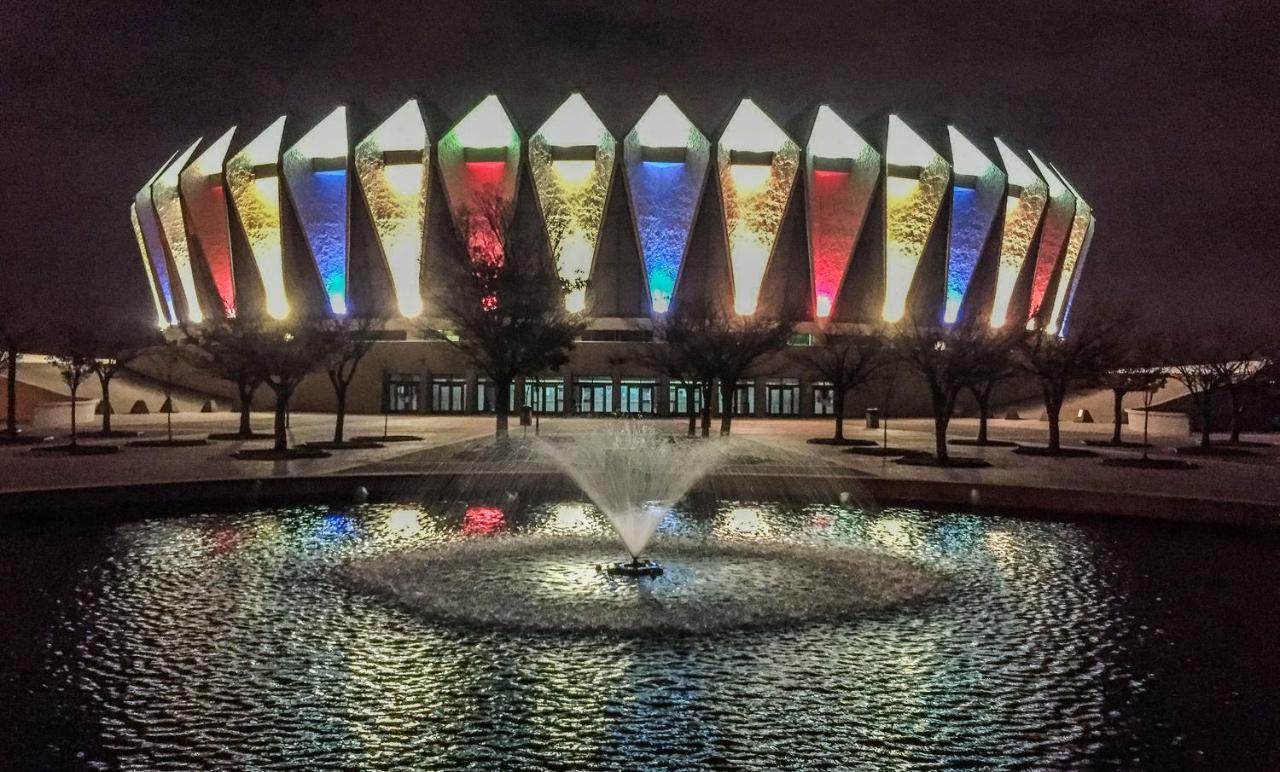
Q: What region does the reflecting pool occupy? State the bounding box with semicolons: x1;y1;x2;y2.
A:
2;499;1278;768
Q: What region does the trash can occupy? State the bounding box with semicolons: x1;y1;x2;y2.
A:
520;406;534;426
865;408;880;429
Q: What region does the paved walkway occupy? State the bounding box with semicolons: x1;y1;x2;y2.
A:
2;411;1278;523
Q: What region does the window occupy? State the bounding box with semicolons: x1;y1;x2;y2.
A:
385;374;421;413
574;377;613;414
765;379;801;416
619;379;657;414
813;382;836;416
669;382;703;416
477;380;518;413
787;332;815;346
717;380;755;416
523;378;565;413
431;377;467;413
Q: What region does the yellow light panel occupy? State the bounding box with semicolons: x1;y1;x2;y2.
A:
1046;167;1093;335
355;99;429;318
152;138;204;322
989;138;1048;327
882;115;950;322
226;116;290;319
716;99;800;315
529;93;616;311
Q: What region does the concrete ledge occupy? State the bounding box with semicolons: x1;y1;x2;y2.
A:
1126;408;1189;437
0;470;1275;530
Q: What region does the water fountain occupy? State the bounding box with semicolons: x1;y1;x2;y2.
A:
535;421;729;577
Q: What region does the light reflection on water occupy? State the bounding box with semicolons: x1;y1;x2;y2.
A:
5;501;1277;768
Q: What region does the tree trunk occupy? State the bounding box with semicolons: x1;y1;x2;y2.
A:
700;383;712;438
333;383;347;443
1198;395;1212;448
69;384;78;447
931;390;950;463
494;378;511;440
272;389;289;451
5;349;16;438
1228;389;1243;444
974;385;991;444
719;381;735;436
686;384;696;437
1046;399;1063;451
166;393;173;443
99;375;112;433
1112;388;1125;445
237;379;255;436
833;390;846;441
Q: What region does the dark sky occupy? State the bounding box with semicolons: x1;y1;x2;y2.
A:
2;0;1276;337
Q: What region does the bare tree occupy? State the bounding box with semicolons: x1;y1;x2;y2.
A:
88;332;156;435
1017;314;1129;453
143;339;188;443
1159;333;1264;448
964;325;1027;445
632;339;707;438
892;318;990;463
0;321;35;440
183;319;266;439
189;320;333;451
46;334;97;448
658;308;792;436
1098;367;1165;446
788;332;887;443
319;316;385;444
421;194;585;440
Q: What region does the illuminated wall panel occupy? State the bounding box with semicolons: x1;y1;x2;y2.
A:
130;203;168;327
179;126;237;317
134;150;180;325
944;127;1004;323
529;93;616;312
1025;151;1076;326
1047;168;1094;335
622;94;710;314
436;95;520;266
283;106;350;315
882;115;951;322
226;116;289;319
990;139;1048;327
804;106;880;320
355;99;429;318
716;100;800;316
1058;217;1095;337
152;138;204;322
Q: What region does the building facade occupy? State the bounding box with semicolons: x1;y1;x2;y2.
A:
131;94;1095;418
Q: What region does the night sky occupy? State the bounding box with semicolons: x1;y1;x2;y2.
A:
1;0;1276;338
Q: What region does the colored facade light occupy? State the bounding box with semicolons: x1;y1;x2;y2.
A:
623;94;710;314
355;99;429;318
226;116;290;319
805;106;881;320
529;93;616;313
134;150;181;326
882;115;951;322
179;126;238;318
990;138;1048;327
130;203;169;328
1025;151;1077;328
717;99;800;316
152;138;204;322
1058;217;1095;337
283;106;351;316
944;127;1005;324
1046;167;1094;336
437;95;521;266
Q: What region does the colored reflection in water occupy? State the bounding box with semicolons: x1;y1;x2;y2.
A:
462;506;505;536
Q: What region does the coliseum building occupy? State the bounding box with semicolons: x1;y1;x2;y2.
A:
131;93;1095;418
